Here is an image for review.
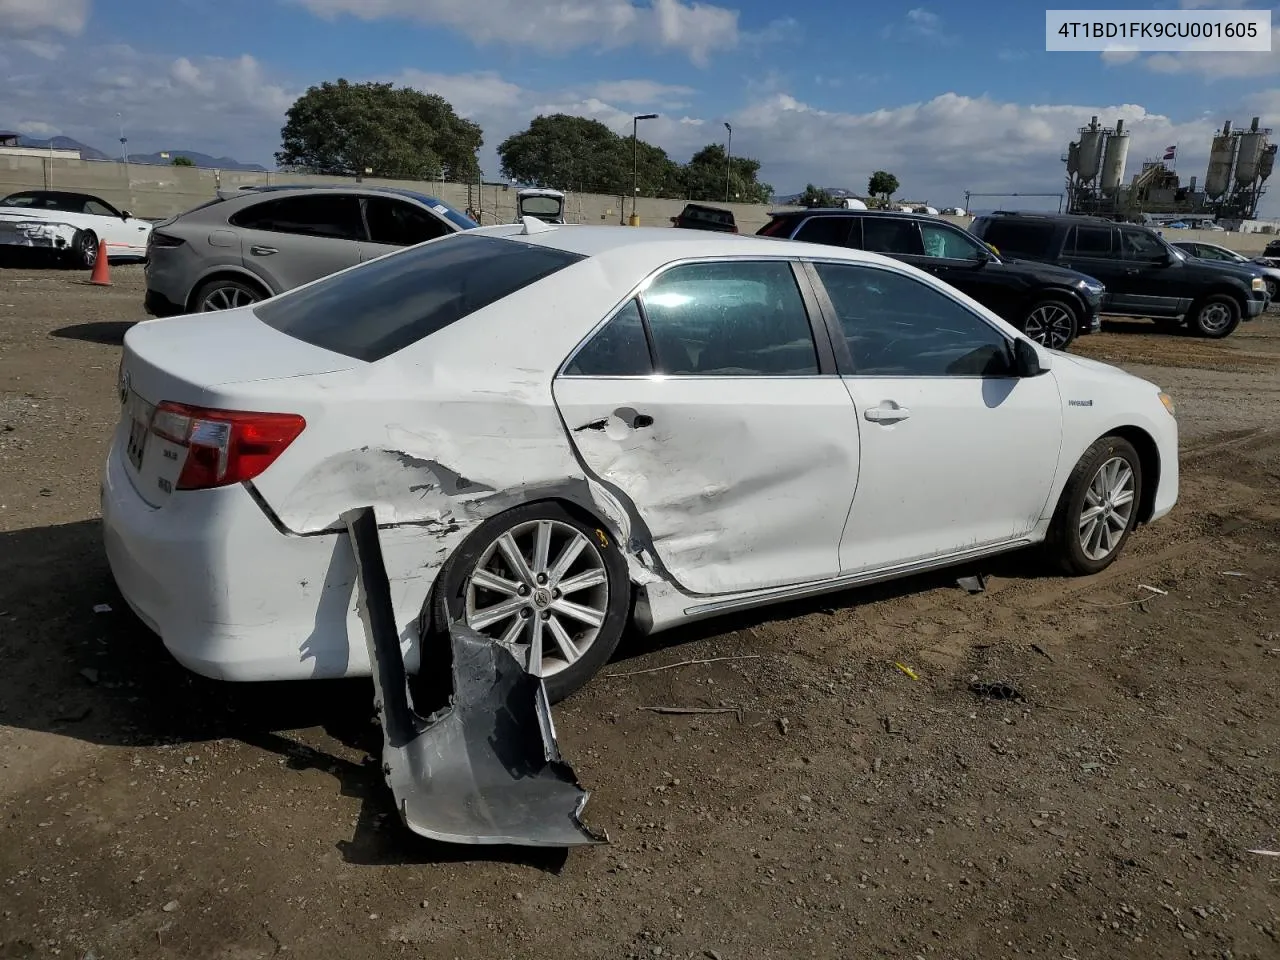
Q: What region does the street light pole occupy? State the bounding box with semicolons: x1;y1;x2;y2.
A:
724;122;733;203
631;113;658;224
116;112;128;163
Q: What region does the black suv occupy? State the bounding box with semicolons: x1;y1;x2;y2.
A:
758;209;1103;349
969;212;1268;339
671;203;737;233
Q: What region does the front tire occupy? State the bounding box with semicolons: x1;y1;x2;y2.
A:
1045;435;1143;576
1188;294;1240;339
1021;298;1078;350
429;502;630;703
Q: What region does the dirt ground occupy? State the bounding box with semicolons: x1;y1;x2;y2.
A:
2;262;1279;960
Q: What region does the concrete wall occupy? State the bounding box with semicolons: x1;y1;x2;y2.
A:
2;154;1275;252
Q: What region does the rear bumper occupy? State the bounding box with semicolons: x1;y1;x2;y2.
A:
100;438;429;682
143;289;184;318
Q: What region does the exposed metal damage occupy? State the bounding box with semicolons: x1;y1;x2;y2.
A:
345;505;608;848
0;214;76;252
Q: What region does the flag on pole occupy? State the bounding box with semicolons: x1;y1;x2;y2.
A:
1163;145;1177;160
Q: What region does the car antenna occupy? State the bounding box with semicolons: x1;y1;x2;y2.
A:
520;215;557;235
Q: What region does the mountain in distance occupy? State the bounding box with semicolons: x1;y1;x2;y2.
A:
14;135;266;171
774;185;864;204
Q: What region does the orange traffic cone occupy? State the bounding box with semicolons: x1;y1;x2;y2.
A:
88;239;111;286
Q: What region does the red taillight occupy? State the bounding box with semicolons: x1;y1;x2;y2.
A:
150;402;305;490
149;231;185;249
757;219;789;237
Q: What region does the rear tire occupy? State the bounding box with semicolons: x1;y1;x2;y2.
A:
192;277;266;313
1021;298;1078;350
70;229;98;269
427;502;631;703
1188;294;1240;339
1044;435;1143;576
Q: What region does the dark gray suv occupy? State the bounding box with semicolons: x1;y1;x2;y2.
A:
143;185;477;316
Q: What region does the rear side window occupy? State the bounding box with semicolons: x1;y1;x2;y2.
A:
640;260;818;376
973;219;1057;256
230;195;365;241
254;234;585;362
363;196;452;246
564;300;653;376
857;218;922;255
1072;225;1114;256
794;216;854;246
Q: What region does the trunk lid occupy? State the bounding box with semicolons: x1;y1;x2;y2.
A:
115;306;359;507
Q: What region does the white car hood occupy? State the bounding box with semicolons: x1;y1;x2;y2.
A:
1048;348;1159;390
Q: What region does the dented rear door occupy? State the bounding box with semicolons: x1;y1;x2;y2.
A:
552;259;861;597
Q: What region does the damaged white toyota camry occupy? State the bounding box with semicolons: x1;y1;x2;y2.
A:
102;220;1178;701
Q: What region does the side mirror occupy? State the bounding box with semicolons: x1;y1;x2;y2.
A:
976;247;992;265
1013;337;1050;376
121;210;132;220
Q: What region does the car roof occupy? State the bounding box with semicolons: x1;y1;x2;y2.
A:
767;208;944;222
470;222;908;269
1;189;106;203
229;184;452;205
978;210;1121;226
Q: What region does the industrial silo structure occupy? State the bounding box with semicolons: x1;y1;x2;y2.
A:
1076;116;1105;183
1234;116;1266;186
1100;118;1130;194
1204;120;1237;200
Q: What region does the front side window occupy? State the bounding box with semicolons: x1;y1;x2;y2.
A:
920;223;985;260
363;196;452;246
563;299;653;376
856;218;922;255
84;199;119;217
973;219;1057;257
813;262;1012;377
1072;225;1114;257
231;195;365;241
1119;227;1167;262
640;260;819;376
254;233;585;362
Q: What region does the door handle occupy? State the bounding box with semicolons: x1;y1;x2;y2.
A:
250;245;278;256
1124;267;1140;274
864;404;910;423
574;410;654;432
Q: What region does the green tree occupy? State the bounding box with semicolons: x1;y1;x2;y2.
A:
680;144;772;203
276;79;482;181
798;183;836;207
171;155;195;167
868;170;900;203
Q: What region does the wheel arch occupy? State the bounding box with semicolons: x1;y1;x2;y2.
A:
1103;425;1161;525
1020;287;1087;326
1190;284;1248;316
184;268;274;312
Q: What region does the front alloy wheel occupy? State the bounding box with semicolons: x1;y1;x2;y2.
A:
1023;300;1077;350
431;502;630;702
1078;456;1137;561
1046;435;1143;576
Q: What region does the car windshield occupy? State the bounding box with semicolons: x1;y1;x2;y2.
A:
253;233;585;362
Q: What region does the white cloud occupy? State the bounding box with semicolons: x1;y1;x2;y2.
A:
0;0;88;35
395;69;528;118
12;38;63;59
290;0;740;64
586;79;697;107
881;7;956;45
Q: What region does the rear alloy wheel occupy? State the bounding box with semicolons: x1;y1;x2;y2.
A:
70;229;98;269
430;502;630;703
1189;294;1240;339
1022;299;1078;350
1045;435;1143;576
193;278;264;313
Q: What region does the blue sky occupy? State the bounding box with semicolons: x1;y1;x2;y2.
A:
2;0;1279;209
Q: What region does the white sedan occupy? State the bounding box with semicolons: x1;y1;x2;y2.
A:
0;190;151;266
100;221;1179;702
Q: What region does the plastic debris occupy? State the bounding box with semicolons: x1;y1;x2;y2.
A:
957;574;988;594
893;662;919;681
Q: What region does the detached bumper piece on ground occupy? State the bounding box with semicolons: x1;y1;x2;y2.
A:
343;506;607;848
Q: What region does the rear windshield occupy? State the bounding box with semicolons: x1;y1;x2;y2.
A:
972;219;1058;256
253;233;585;362
681;206;734;225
